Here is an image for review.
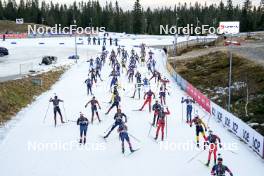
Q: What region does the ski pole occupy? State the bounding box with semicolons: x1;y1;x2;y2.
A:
181;97;184;123
166;116;168;139
104;124;113;133
187;149;205;163
43;102;51;123
128;133;141;143
148;123;153;136
62;103;68;122
68;120;77;123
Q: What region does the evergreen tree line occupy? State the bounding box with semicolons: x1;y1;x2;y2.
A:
0;0;263;34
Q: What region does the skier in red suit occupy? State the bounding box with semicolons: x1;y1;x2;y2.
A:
140;89;155;112
155;107;170;141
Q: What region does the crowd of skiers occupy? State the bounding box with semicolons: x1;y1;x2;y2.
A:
45;40;233;176
87;35;118;46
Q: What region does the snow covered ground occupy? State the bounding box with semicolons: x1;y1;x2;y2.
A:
0;35;263;176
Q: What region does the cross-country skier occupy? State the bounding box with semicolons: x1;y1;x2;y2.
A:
117;123;135;154
77;112;89;144
109;37;113;45
84;77;93;95
87;57;94;69
211;156;233;176
147;62;152;73
95;63;103;81
143;77;150;93
131;71;142;99
131;79;143;99
140;89;155;112
117;46;121;56
103;37;106;45
127;66;135;83
159;86;169;105
121;56;127;73
87;35;91;45
140;54;145;66
190;115;207;148
149;70;161;83
49;95;65;127
152;100;162;126
155;107;170;141
109;76;118;90
88;68;97;84
97;37;101;45
114;38;118;46
205;130;222;166
181;96;195;123
104;108;127;138
105;92;121;115
93;37;97;45
85;96;102;124
160;76;170;89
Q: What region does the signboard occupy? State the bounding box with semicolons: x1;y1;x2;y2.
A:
16;18;24;24
0;33;27;39
211;101;264;158
219;21;240;34
186;83;211;113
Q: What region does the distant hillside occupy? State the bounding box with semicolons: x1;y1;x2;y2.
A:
0;20;46;33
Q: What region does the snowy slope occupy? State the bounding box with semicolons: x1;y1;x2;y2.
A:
0;37;263;176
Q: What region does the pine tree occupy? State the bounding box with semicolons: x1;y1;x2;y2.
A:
258;0;264;30
241;0;253;32
218;0;226;21
0;0;4;20
226;0;234;20
114;1;121;32
4;0;17;21
132;0;143;34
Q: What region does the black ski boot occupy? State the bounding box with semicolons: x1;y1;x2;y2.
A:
122;147;125;154
205;160;210;167
130;147;135;153
154;135;158;140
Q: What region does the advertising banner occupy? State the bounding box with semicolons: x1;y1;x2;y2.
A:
211;101;264;158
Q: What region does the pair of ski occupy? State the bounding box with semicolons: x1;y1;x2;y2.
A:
98;135;140;157
147;121;159;143
123;148;140;157
197;160;211;168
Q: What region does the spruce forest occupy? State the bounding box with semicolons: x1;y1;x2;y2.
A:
0;0;263;34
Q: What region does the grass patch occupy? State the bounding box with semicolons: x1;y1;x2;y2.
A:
0;67;66;124
170;51;264;135
0;20;46;33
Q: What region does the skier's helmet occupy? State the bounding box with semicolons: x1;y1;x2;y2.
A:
54;95;58;99
217;157;223;164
